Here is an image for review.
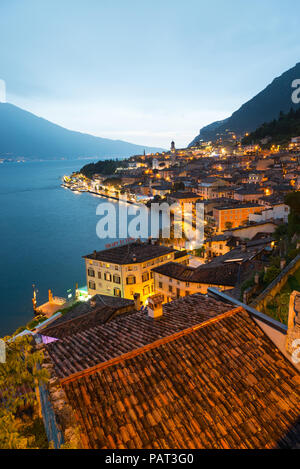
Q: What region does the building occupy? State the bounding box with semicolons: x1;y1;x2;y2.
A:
234;187;264;203
249;202;290;224
204;234;231;259
43;292;300;449
168;191;201;208
224;220;278;240
152;261;239;301
213;203;264;232
83;241;189;303
198;178;230;199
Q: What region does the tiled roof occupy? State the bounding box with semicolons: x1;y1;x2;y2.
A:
83;242;175;264
61;308;300;449
41;295;135;339
152;261;239;286
169;191;201;199
46;294;232;378
216;203;262;210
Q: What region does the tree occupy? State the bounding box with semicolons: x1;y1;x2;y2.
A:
285;191;300;236
263;266;281;285
0;335;49;448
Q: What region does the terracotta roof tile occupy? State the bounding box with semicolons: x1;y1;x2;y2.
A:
58;308;300;449
46;293;232;378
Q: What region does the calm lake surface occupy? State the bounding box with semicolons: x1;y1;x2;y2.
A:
0;160;116;335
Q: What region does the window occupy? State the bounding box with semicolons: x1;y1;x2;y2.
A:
126;275;136;285
114;288;121;297
113;274;120;284
88;281;96;290
87;268;95;277
115;265;119;270
104;272;112;282
159;281;162;289
98;271;101;279
169;285;173;293
143;286;150;296
142;272;149;282
186;282;190;287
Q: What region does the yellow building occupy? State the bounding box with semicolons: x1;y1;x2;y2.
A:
152;261;238;303
84;242;189;304
204;234;231;260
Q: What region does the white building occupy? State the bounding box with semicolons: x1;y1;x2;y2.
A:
249;203;289;224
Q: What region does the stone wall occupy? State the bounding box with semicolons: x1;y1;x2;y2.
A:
37;343;83;449
250;254;300;314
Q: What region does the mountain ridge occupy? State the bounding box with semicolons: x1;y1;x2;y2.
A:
189;62;300;145
0;103;163;160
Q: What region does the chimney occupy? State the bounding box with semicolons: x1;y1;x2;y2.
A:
93;250;97;259
241;243;247;252
147;294;164;319
134;293;141;311
132;253;137;262
286;291;300;357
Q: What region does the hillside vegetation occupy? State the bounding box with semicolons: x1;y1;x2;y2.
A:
242;108;300;147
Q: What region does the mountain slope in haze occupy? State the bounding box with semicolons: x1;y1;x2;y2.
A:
189;62;300;145
0;103;163;160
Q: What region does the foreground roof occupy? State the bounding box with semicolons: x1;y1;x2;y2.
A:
46;294;232;378
60;306;300;449
41;295;135;339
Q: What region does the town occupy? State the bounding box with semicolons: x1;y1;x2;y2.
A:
4;129;300;450
1;1;300;453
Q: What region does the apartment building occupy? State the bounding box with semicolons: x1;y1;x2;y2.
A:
213;203;264;232
83;241;189;303
152;261;238;303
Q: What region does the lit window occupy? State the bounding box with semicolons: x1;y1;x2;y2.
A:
114;288;121;297
142;272;149;282
88;281;96;290
113;274;120;284
126;275;136;285
104;272;112;282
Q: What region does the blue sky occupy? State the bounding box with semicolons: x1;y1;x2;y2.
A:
1;0;300;147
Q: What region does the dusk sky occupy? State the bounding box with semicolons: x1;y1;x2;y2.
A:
1;0;300;148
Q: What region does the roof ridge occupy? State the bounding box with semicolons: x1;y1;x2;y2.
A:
60;306;243;386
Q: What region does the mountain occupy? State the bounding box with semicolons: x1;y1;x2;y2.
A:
242;107;300;147
189;63;300;145
0;103;163;160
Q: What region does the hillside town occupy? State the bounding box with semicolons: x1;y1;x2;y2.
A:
4;132;300;450
2;2;300;452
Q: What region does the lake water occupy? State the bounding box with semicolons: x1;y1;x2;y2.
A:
0;160;118;336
